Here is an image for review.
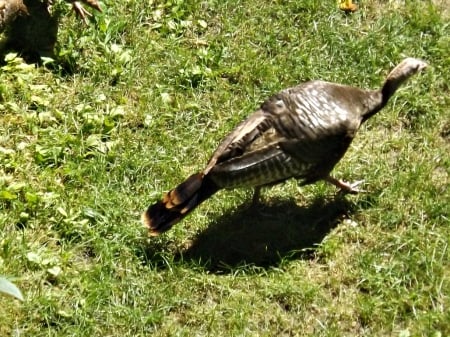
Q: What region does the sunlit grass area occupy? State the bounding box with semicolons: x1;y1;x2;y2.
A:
1;0;449;335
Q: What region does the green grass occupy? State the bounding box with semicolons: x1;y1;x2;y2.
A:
1;0;449;335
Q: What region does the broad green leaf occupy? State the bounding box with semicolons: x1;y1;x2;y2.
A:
0;277;24;301
0;190;17;200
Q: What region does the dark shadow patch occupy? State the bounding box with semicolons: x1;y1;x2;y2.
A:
178;196;355;272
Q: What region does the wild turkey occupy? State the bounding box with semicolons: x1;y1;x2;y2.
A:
0;0;28;31
0;0;101;30
0;0;102;62
142;58;428;236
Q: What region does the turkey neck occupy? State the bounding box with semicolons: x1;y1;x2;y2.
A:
360;74;411;123
381;75;406;106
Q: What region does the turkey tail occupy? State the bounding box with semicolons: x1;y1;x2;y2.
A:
142;173;219;235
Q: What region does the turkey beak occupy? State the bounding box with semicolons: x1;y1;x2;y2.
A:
417;61;429;72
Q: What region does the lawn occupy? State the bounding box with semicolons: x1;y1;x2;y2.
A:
1;0;449;336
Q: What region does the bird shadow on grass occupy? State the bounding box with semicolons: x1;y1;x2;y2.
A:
173;195;357;272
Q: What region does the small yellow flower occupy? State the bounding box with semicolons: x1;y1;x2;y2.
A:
338;0;358;13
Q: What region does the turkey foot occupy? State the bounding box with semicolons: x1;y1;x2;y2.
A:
325;176;365;194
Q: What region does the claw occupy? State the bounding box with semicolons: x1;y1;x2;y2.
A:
325;176;365;194
71;0;102;24
72;1;91;23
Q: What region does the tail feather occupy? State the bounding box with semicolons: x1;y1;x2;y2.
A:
142;173;218;235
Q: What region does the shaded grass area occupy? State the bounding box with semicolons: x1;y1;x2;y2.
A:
179;196;355;269
0;0;449;336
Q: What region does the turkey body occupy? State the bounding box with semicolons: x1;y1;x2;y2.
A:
143;58;428;235
206;81;377;190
